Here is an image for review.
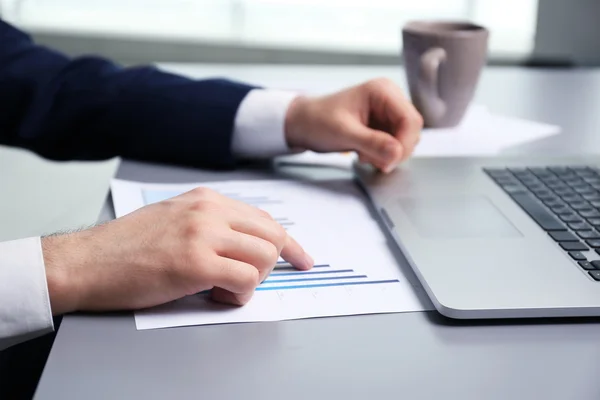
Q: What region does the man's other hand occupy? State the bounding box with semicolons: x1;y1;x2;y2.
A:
285;78;424;173
41;188;314;315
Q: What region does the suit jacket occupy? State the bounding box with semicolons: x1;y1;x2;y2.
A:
0;18;255;168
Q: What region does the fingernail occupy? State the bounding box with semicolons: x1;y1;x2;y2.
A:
304;253;314;269
383;163;398;174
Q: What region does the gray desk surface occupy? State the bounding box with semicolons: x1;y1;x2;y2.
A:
35;65;600;400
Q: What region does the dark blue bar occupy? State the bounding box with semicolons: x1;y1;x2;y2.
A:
256;279;400;291
263;275;367;284
269;269;354;277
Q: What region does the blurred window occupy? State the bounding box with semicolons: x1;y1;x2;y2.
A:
1;0;539;57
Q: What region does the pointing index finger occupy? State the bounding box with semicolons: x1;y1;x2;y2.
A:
280;235;314;271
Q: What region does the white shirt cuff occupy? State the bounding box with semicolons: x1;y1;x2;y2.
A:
231;88;300;158
0;237;54;351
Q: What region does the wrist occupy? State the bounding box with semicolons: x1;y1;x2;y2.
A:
284;95;312;150
42;233;88;315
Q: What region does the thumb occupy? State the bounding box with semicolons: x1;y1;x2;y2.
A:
346;121;404;172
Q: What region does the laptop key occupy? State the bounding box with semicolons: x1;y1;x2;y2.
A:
502;184;528;194
588;271;600;281
538;193;559;201
579;261;595;270
570;222;593;230
591;260;600;268
510;193;567;231
508;168;528;174
527;183;546;191
555;188;576;196
543;198;564;207
590;200;600;208
559;214;583;223
576;187;597;195
583;193;600;201
485;168;511;176
566;179;585;186
580;209;600;218
587;218;600;226
578;231;600;240
560;242;589;251
562;194;584;202
571;166;592;172
549;231;579;241
570;252;587;261
533;189;553;197
552;205;572;214
570;201;590;210
586;240;600;248
549;167;569;174
495;177;519;185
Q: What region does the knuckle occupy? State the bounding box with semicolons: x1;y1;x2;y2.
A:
189;199;208;213
188;198;220;214
257;209;272;219
183;216;203;239
371;134;388;152
272;224;288;248
240;267;260;293
260;242;280;267
190;186;213;199
413;112;425;129
182;214;213;243
369;77;392;90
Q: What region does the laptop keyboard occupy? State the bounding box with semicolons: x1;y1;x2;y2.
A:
484;166;600;281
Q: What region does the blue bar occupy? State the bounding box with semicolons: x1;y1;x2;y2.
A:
272;264;330;272
263;275;367;284
269;269;353;277
256;279;400;291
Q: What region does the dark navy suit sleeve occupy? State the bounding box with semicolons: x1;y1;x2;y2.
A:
0;19;256;169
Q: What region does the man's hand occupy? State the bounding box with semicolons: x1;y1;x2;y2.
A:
285;78;423;173
42;188;314;315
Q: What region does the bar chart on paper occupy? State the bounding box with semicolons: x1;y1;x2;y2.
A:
110;179;431;330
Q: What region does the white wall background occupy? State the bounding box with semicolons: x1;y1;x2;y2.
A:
2;0;539;58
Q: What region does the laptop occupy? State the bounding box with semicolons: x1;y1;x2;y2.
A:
355;155;600;319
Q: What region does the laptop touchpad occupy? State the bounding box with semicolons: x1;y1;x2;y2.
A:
397;196;522;239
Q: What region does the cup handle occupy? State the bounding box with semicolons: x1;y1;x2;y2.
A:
417;47;447;123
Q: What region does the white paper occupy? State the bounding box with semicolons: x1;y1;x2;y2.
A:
110;178;432;330
274;105;561;169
